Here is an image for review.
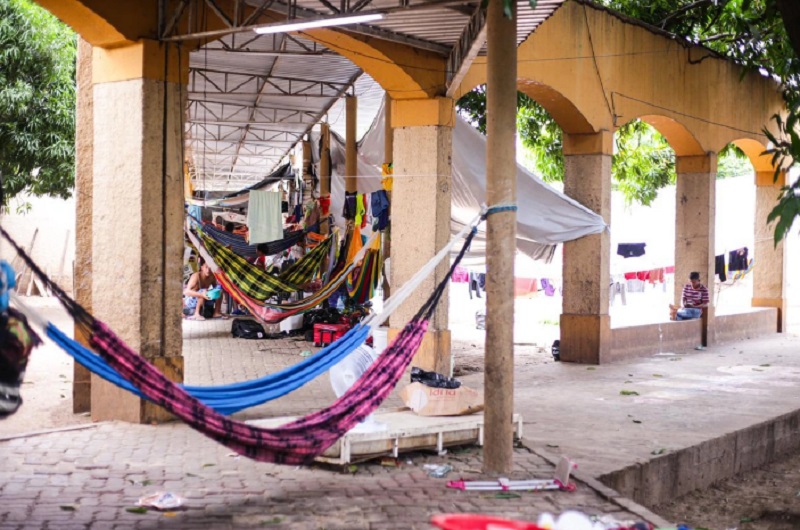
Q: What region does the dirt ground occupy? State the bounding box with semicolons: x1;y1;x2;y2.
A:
451;338;553;377
655;448;800;530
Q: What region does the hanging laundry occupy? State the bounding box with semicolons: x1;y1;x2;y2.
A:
304;201;321;234
648;268;665;284
468;272;482;299
290;204;303;224
318;195;331;217
345;225;364;266
617;243;646;258
371;190;390;231
715;254;727;282
354;193;367;229
451;265;469;283
343;192;357;220
729;247;749;271
247;190;283;245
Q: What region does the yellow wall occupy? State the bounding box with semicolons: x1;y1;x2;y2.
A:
455;1;785;157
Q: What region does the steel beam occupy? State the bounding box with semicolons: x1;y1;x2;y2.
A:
445;3;487;96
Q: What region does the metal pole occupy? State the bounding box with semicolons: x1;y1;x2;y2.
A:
483;0;517;474
345;95;358;194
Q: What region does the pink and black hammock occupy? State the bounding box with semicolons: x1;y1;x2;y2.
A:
0;224;477;465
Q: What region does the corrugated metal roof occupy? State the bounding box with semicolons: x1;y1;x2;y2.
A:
189;0;567;191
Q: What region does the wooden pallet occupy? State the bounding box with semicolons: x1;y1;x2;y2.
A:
248;409;523;465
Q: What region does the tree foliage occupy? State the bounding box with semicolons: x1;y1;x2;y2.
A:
0;0;76;208
464;0;800;236
459;89;682;207
594;0;800;242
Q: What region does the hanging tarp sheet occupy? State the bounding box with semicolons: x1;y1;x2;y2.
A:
313;104;607;263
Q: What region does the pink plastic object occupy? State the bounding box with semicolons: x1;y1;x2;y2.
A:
431;514;545;530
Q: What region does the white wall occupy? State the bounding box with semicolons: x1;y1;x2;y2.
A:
1;194;76;293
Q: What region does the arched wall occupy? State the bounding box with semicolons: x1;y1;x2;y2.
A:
456;0;785;155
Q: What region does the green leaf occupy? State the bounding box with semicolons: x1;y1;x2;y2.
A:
126;507;149;514
620;390;639;396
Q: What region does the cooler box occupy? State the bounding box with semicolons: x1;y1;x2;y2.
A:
313;323;349;346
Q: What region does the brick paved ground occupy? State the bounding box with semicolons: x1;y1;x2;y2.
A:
0;423;646;530
0;312;657;529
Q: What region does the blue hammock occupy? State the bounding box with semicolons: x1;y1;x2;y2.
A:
199;223;304;260
47;323;371;416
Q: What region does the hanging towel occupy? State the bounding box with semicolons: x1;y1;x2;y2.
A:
617;243;646;258
247;190;283;245
715;255;727;282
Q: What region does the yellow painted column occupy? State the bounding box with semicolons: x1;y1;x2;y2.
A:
345;96;358;194
73;37;93;414
560;132;612;364
388;97;454;375
89;40;188;423
753;170;788;332
674;154;717;345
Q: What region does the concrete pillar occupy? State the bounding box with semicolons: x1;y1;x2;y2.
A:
753;170;788;331
345;96;358;193
560;132;612;364
89;40;187;423
319;123;331;234
388;97;454;375
73;37;93;414
484;0;517;474
674;154;717;345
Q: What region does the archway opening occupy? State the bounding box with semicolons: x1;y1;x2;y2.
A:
714;140;759;315
608;119;676;328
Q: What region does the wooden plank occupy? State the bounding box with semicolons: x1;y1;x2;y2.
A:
248;410;523;465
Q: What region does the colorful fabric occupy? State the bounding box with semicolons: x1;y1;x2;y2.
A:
216;256;357;324
355;193;367;228
197;232;333;301
0;307;42;417
89;316;428;464
200;221;303;259
200;234;300;300
346;241;382;304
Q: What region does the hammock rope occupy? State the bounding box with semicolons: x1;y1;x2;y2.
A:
1;216;481;464
189;230;378;324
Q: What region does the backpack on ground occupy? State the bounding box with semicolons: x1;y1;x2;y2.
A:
231;318;267;340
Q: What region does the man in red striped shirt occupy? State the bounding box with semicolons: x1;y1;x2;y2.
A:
670;271;709;321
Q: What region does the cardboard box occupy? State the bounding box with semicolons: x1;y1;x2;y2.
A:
399;382;484;417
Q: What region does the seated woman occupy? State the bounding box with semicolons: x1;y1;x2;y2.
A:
183;259;226;320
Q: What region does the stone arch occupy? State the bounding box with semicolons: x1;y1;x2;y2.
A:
731;138;774;173
631;115;705;157
516;80;594;134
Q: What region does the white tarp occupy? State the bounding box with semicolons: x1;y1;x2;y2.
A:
314;104;607;263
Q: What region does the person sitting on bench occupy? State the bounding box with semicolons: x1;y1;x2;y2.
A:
670;271;709;321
